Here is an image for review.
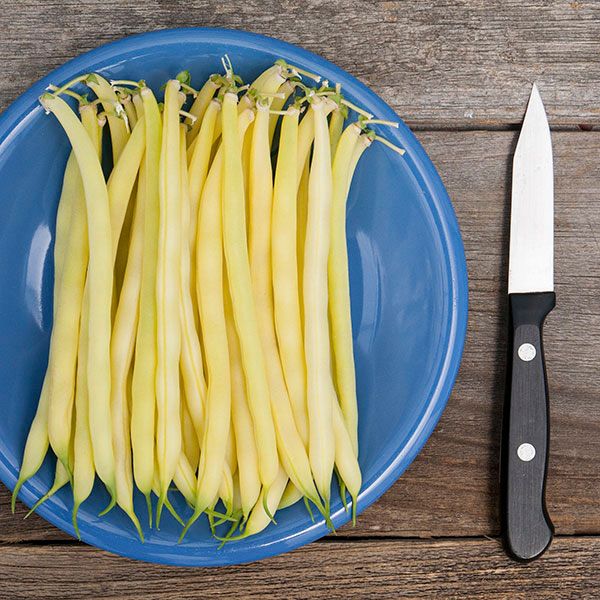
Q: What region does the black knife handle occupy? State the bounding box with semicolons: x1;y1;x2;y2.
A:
502;291;555;561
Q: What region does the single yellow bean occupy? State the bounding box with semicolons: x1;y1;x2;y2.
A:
155;80;183;524
178;124;206;443
186;75;221;145
272;107;309;446
110;167;145;540
72;297;96;536
87;73;129;163
224;278;260;519
268;80;295;144
304;98;336;508
328;123;362;455
328;107;346;160
181;398;200;470
131;87;162;514
188;99;221;328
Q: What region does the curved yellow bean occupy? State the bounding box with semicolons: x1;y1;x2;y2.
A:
44;100;101;476
186;75;221;145
268;80;295;144
87;73;129;163
110;170;145;540
328;124;362;455
224;279;260;519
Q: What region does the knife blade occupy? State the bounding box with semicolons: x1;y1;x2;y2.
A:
502;83;555;562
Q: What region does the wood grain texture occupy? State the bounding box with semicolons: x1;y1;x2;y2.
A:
0;1;600;127
2;130;599;542
0;537;598;599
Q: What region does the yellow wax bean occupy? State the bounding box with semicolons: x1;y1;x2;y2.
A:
72;107;102;533
111;117;146;302
174;453;197;508
219;462;235;516
87;73;129;163
222;92;278;496
332;392;361;525
186;75;221;145
268;81;295;144
110;167;145;540
328;107;346;160
24;457;70;519
272;107;309;446
328;124;362;455
155;80;183;525
72;297;96;536
132;93;144;121
224;279;260;519
181;397;200;470
131;87;162;515
52;154;77;290
178;124;206;442
122;94;137;128
296;159;309;325
296;111;314;189
278;481;303;510
188;99;220;327
304;98;336;508
107;118;145;254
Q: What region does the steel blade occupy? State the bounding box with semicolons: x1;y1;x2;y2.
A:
508;83;554;294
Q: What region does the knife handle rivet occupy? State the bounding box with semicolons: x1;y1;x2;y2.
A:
518;343;536;362
517;442;536;462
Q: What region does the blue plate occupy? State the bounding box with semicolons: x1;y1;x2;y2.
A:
0;28;467;566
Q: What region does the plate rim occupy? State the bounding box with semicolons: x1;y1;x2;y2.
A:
0;26;469;567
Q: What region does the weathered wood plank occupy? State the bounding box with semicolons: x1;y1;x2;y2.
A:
0;537;598;598
1;1;600;127
2;130;599;542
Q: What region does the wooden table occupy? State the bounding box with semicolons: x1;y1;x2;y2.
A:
1;1;599;597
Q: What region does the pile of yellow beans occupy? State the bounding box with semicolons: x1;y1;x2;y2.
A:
13;58;403;543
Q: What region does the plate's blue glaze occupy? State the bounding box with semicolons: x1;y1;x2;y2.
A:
0;28;468;566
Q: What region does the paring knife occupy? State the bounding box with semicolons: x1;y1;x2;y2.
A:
502;83;554;562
